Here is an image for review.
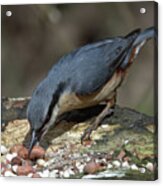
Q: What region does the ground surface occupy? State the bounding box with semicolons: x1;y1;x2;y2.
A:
1;101;157;180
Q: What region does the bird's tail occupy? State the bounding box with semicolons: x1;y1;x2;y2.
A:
120;27;157;69
133;27;157;46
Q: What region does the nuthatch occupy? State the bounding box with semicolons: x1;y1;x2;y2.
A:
27;27;156;155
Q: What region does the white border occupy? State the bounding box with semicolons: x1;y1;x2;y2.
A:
0;0;162;186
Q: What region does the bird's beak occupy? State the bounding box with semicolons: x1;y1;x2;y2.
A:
28;130;37;158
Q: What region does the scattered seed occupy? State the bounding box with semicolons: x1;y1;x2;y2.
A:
107;163;113;169
4;170;17;177
63;170;70;178
40;169;49;177
1;145;8;155
146;162;154;172
6;153;17;162
36;159;46;167
101;124;108;128
112;160;121;168
122;161;130;169
130;164;139;171
11;156;22;165
27;173;33;177
124;139;129;145
12;165;18;173
139;167;146;173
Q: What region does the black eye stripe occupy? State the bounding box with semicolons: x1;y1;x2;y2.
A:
43;82;65;125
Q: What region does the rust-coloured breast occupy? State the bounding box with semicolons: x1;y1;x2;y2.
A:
58;70;124;115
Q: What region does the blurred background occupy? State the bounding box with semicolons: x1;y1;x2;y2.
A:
1;2;157;116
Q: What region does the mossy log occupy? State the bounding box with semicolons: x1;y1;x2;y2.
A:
1;97;157;180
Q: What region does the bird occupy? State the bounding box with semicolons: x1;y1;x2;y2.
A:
27;27;157;156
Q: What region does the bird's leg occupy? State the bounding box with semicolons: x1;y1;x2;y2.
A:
81;95;116;145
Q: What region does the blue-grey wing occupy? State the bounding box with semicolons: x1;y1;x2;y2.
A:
70;38;130;95
48;29;140;96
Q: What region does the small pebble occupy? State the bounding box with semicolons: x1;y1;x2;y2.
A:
1;145;8;155
6;153;17;162
4;170;16;177
112;160;121;168
146;162;154;172
12;165;18;173
139;167;146;173
122;161;130;169
130;164;139;171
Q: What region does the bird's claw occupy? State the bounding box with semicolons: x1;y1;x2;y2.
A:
81;129;93;146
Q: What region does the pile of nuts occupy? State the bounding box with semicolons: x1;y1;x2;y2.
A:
1;144;45;177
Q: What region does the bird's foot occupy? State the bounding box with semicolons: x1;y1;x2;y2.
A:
81;128;93;146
